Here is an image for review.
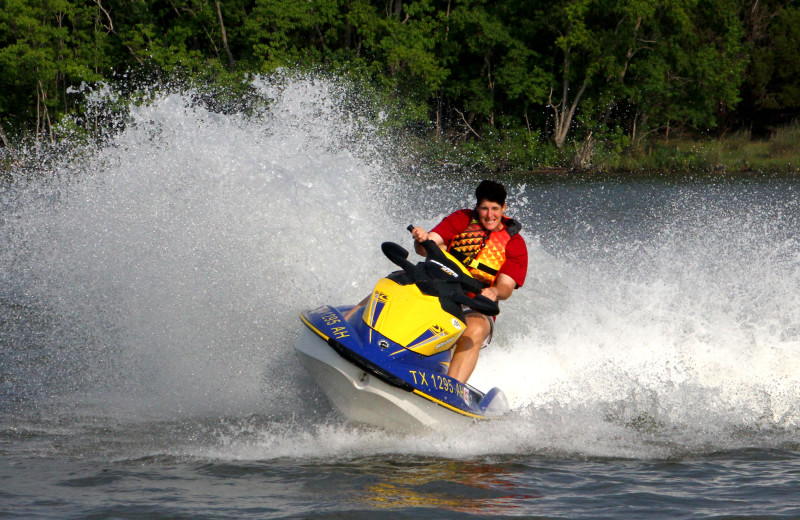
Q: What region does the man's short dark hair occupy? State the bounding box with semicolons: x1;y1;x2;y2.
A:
475;180;507;206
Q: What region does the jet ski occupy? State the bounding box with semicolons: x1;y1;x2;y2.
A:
294;228;510;431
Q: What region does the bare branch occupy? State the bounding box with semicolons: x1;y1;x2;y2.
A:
95;0;113;32
454;108;483;140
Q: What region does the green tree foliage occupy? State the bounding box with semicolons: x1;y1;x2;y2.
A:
767;6;800;110
0;0;792;156
619;0;747;142
746;3;800;114
0;0;111;139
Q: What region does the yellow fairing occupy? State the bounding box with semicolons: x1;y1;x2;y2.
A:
363;277;466;356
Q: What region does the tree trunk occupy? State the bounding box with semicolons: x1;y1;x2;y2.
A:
35;78;41;141
572;131;593;169
216;2;235;66
0;119;12;152
548;47;588;149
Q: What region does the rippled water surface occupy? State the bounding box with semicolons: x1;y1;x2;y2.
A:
2;75;799;518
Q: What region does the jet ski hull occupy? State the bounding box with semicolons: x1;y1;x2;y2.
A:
296;326;477;430
295;305;509;431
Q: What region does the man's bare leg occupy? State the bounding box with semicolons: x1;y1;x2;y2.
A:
447;313;491;383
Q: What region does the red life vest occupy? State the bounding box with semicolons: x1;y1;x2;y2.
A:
447;215;519;286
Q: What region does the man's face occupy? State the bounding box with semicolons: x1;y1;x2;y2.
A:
476;199;506;232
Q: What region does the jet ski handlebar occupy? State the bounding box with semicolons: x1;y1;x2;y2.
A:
377;226;500;317
380;241;416;274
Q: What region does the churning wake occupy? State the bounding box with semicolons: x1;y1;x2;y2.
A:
1;73;799;461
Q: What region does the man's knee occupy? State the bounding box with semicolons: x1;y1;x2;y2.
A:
464;314;491;341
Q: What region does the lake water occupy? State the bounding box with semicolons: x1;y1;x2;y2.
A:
2;76;800;519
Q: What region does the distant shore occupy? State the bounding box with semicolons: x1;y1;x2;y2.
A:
410;122;800;179
2;115;798;185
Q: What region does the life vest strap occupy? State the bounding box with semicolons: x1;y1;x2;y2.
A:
450;250;499;277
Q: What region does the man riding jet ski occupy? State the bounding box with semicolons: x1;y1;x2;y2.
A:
295;235;511;430
409;180;528;384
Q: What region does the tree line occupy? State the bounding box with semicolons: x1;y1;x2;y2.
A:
1;0;798;159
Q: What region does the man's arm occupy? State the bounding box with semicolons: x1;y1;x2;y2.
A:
410;227;444;256
481;273;516;301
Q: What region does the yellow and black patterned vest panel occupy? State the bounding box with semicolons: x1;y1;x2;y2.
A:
447;219;511;286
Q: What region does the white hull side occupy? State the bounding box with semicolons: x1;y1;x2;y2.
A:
294;326;474;431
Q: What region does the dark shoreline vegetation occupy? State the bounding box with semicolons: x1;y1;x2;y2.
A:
1;0;799;180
